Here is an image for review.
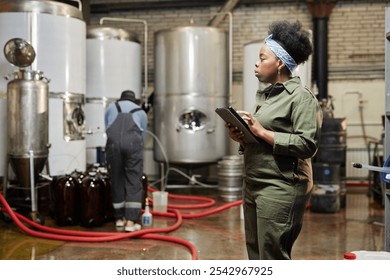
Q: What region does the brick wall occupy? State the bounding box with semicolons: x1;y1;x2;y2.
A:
88;0;389;158
88;0;389;148
329;1;386;80
89;0;387;83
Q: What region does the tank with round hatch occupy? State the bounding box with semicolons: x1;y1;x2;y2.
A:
0;0;87;177
153;26;229;164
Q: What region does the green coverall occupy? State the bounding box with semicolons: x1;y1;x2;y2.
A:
242;76;323;260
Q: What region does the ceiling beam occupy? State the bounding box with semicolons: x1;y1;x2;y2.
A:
208;0;240;27
90;0;306;14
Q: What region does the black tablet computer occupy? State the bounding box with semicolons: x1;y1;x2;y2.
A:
215;106;261;143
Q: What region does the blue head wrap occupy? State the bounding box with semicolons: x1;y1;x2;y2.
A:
264;34;298;73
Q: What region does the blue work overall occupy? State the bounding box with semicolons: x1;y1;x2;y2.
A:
105;102;144;222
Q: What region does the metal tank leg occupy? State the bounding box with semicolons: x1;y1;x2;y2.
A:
160;162;166;191
29;151;37;216
28;150;44;224
1;156;13;222
2;155;9;199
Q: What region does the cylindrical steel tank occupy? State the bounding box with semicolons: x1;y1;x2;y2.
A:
154;26;229;164
7;69;49;190
86;26;142;100
243;40;263;112
85;25;142;165
0;0;86;177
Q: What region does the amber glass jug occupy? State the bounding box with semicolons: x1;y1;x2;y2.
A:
54;174;80;226
79;171;105;227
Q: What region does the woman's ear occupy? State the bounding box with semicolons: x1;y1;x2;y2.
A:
277;59;285;72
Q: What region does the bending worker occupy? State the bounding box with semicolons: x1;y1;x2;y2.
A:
104;90;148;232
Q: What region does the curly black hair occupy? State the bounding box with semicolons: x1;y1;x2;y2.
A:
268;20;312;65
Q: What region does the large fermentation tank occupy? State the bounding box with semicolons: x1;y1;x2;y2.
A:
0;0;86;176
86;26;142;100
243;41;264;112
85;26;142;164
154;26;229;164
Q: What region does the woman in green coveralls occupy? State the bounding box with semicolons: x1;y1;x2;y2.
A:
226;20;323;259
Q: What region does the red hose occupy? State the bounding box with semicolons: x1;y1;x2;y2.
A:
149;200;242;219
148;186;242;218
148;186;216;209
0;193;198;260
0;187;243;260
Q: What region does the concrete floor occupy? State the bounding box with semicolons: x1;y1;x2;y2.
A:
0;185;385;260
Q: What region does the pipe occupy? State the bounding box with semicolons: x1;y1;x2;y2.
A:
168;167;217;188
28;150;36;213
308;1;335;101
344;91;369;147
352;162;390;174
228;12;233;105
208;0;239;27
160;162;166;192
312;16;329;101
69;0;82;11
99;17;149;105
225;12;233;105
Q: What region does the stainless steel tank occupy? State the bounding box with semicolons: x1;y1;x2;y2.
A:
85;25;142;165
7;69;49;190
86;26;142;100
0;0;85;92
153;26;229;164
0;0;86;177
